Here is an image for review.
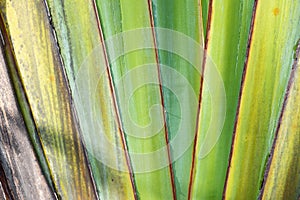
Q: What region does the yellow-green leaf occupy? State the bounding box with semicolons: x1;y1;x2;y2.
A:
261;41;300;200
224;0;300;199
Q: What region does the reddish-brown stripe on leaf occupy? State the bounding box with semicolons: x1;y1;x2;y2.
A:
146;1;177;199
187;0;214;199
91;1;138;199
258;40;300;200
222;0;259;199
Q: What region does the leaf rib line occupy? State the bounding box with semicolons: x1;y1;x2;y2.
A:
187;0;214;199
222;0;259;199
146;1;177;199
258;40;300;200
91;1;139;199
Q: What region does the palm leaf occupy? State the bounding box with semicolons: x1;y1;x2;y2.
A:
259;41;300;200
0;40;54;199
224;0;300;198
189;0;255;199
0;1;97;199
0;0;299;200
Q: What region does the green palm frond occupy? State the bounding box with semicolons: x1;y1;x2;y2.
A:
0;0;299;200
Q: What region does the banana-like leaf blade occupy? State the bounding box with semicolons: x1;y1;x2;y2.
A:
224;0;300;198
0;1;97;199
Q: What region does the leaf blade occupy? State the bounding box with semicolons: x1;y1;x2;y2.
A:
224;0;300;198
0;1;98;198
